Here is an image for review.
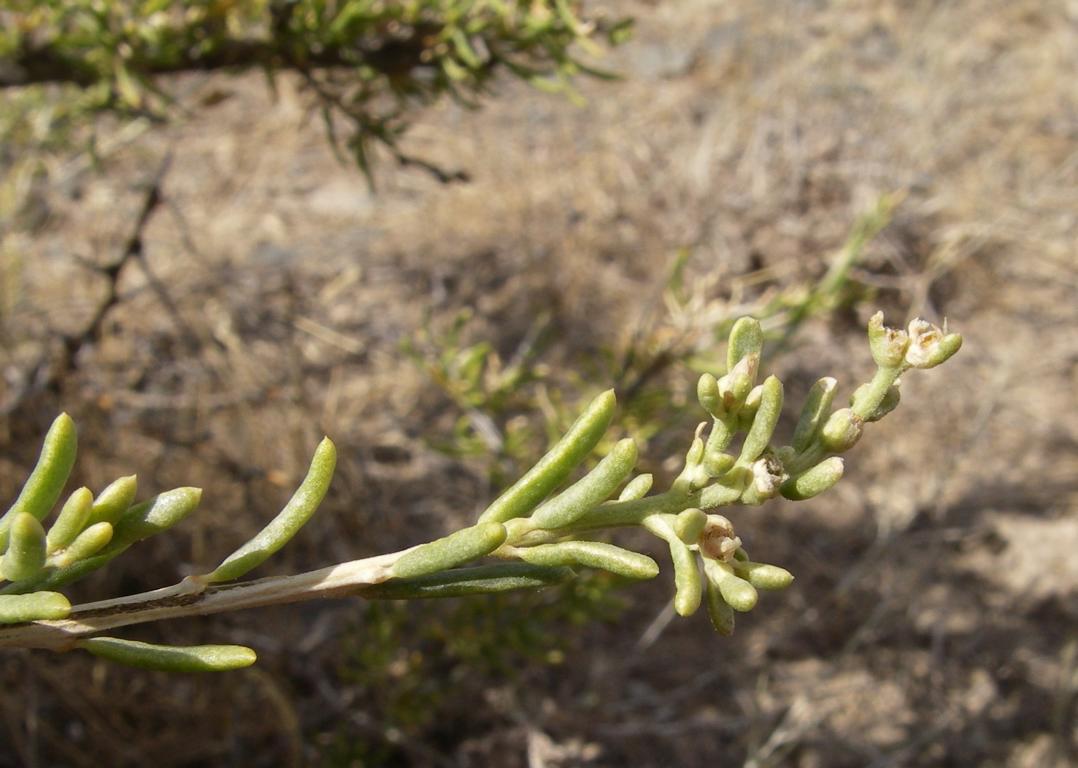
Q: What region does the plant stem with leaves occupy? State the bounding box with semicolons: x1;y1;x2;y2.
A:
0;312;961;671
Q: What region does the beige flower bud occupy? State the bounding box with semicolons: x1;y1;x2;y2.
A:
906;319;963;369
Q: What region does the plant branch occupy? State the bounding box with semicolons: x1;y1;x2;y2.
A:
0;39;427;90
0;548;411;652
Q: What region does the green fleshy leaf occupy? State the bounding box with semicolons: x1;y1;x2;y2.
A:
87;475;138;526
791;377;837;452
46;487;93;554
205;438;336;583
705;580;735;636
0;591;70;623
1;514;47;582
672;508;707;543
50;522;113;568
726;317;763;373
819;408;863;452
780;457;844;500
367;563;575;599
617;473;653;501
478;390;616;523
530;438;637;529
0;413;77;550
732;561;794;591
515;541;658;579
79;637;256;672
107;487;203;551
697;373;721;417
738;376;783;464
391;522;508;579
703;559;758;612
645;515;701;617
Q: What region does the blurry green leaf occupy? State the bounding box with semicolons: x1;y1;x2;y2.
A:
79;637;256;672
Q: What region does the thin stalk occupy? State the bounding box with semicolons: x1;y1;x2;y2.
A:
851;366;902;420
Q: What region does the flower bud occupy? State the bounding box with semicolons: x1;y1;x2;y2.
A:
740;455;787;505
717;355;757;411
867;311;910;368
698;514;741;561
905;319;963;369
820;408;863;452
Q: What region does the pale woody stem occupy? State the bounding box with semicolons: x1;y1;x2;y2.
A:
0;547;415;652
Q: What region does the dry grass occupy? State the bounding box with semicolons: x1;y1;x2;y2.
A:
1;0;1075;765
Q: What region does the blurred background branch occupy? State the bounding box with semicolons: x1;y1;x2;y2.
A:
0;0;630;180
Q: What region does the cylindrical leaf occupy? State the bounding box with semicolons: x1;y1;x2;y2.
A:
705;580;735;636
46;487;93;554
516;541;658;580
780;457;844;500
478;390;616;523
205;438;337;583
703;559;758;612
51;522;113;567
645;515;701;617
697;373;721;416
673;508;707;544
732;561;794;591
530;438;637;530
391;522;508;579
1;514;47;582
617;473;653;502
365;563;575;599
79;637;256;672
726;317;764;374
0;591;71;623
791;377;837;452
738;376;783;464
0;413;78;550
87;475;138;526
108;487;203;551
819;408;863;452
